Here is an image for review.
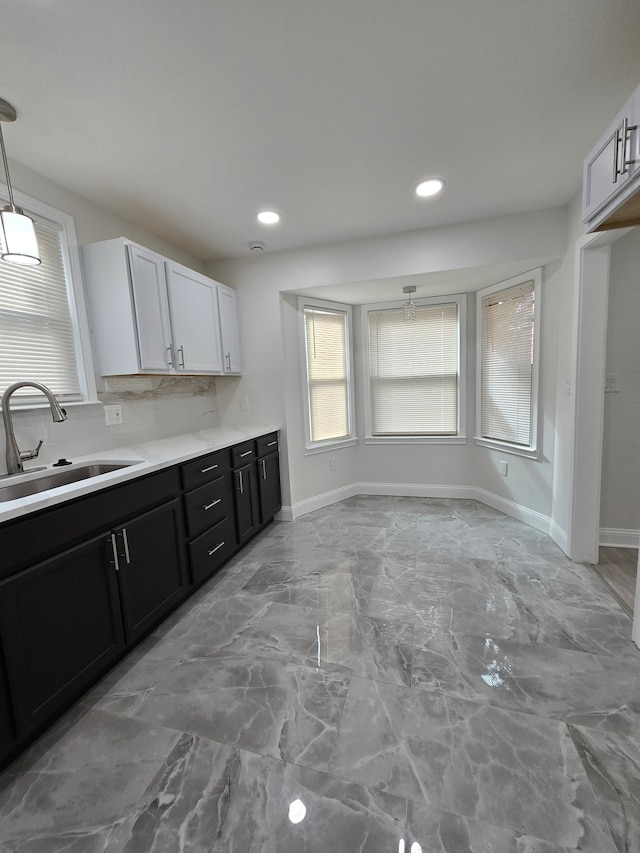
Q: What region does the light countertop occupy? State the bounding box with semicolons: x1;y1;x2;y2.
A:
0;425;280;525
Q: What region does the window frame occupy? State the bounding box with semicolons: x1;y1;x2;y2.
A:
0;182;97;409
475;268;542;459
362;293;467;445
298;296;357;454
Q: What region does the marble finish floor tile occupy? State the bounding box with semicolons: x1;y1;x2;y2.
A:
410;632;640;736
329;677;617;851
1;496;638;852
129;653;351;773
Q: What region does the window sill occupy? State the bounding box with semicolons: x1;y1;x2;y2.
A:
474;437;539;460
304;437;358;455
365;435;467;445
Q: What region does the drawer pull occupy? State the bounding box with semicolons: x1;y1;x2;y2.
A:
267;440;277;447
208;541;225;556
203;498;222;511
239;450;253;458
201;463;219;473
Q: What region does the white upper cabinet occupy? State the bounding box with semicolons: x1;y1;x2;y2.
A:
217;283;242;374
82;238;241;376
583;81;640;232
165;262;223;373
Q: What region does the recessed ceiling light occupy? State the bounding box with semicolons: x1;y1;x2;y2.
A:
256;210;281;225
415;179;444;198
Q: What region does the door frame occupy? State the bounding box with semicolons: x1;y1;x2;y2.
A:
565;226;639;646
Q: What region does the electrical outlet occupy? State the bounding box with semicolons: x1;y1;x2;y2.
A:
104;404;123;426
239;396;250;412
604;374;619;393
329;456;337;471
499;460;508;476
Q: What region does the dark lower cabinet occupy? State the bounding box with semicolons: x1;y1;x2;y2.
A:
233;461;260;544
0;534;125;737
114;499;187;644
0;432;280;770
257;452;281;522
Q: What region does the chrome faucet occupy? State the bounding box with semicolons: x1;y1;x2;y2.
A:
1;381;67;475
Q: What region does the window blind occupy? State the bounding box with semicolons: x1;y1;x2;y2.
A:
303;306;350;443
368;303;459;435
480;280;535;445
0;219;82;401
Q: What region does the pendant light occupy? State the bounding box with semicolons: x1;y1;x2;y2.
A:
0;98;41;266
403;285;417;321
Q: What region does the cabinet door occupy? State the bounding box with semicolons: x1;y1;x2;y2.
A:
0;647;18;767
0;535;125;736
114;499;188;644
217;284;242;374
127;245;174;371
257;452;281;523
233;463;260;544
166;262;223;373
583;85;640;225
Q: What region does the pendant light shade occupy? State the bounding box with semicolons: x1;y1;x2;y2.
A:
0;98;41;267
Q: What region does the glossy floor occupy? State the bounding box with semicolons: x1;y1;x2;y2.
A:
0;497;638;852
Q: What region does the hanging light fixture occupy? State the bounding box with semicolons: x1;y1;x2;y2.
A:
0;98;41;266
403;285;417;321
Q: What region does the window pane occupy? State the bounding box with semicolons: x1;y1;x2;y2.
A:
480;280;535;445
368;303;459;435
304;307;350;442
0;219;82;401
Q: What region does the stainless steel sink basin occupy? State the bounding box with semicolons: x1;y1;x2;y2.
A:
0;463;135;502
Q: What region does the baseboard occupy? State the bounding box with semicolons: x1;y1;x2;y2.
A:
289;484;360;520
355;482;476;500
474;487;551;535
288;481;552;536
598;527;640;548
549;520;569;555
275;506;293;522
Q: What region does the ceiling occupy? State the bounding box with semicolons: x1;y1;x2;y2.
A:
3;0;640;263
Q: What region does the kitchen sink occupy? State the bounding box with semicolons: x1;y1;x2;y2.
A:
0;462;136;502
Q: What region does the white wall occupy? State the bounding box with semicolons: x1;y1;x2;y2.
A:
1;162;219;476
208;207;570;519
600;227;640;534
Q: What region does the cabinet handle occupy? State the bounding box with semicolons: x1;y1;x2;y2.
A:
166;346;173;366
621;116;637;175
178;345;185;368
239;450;253;458
225;352;231;371
267;441;277;447
613;124;622;183
208;541;225;556
238;470;244;494
261;459;267;480
201;463;219;473
203;498;222;511
122;528;131;564
110;533;120;572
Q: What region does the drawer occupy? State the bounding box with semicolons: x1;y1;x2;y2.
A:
188;516;235;585
184;476;230;538
256;432;279;458
181;448;230;491
231;440;256;468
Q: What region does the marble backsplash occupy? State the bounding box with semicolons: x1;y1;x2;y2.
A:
1;376;219;475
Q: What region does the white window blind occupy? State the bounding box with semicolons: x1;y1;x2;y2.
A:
303;306;350;443
0;218;82;401
480;279;535;445
368;302;459;435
